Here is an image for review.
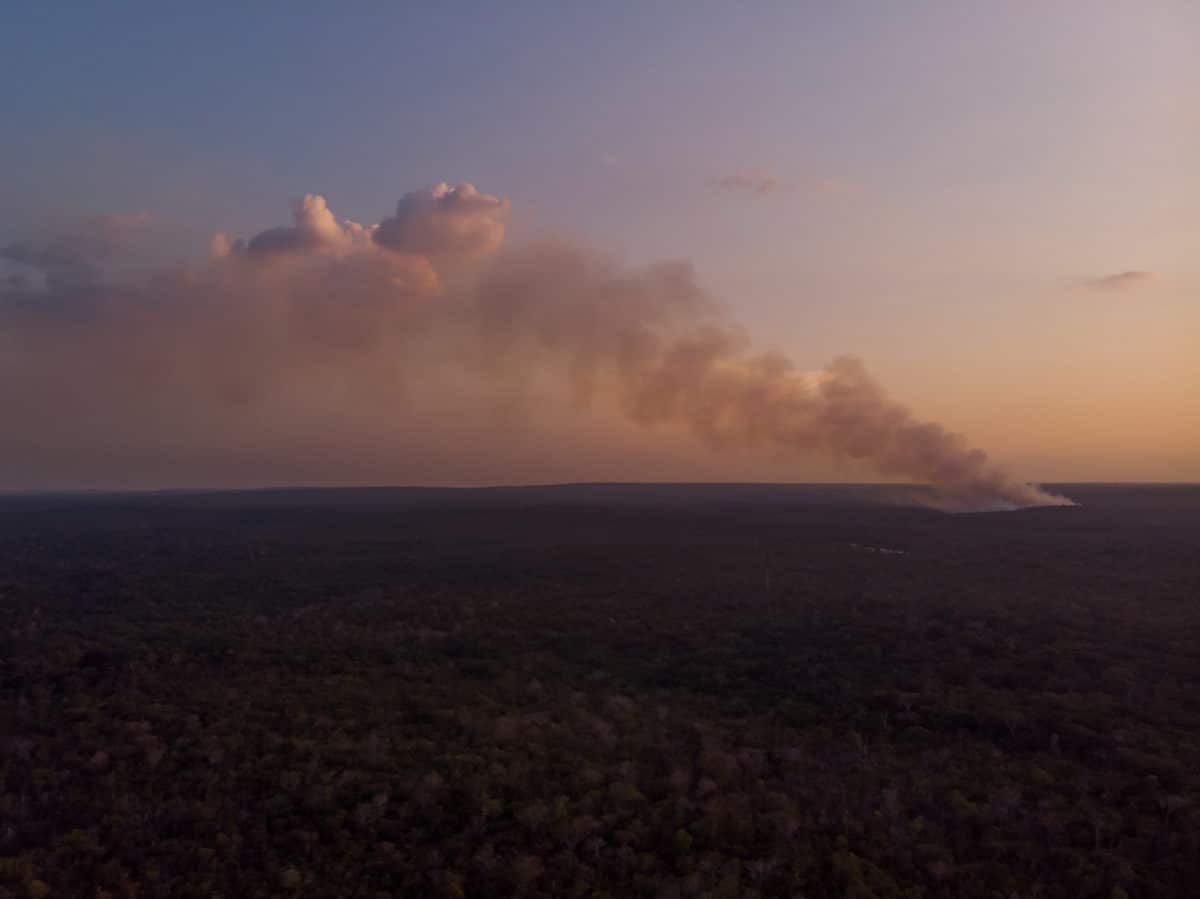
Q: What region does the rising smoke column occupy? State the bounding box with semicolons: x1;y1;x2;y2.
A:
0;183;1069;509
468;242;1068;510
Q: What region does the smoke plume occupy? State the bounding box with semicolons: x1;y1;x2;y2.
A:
0;182;1069;510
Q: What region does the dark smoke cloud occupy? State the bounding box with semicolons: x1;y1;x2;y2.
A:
0;184;1068;510
0;212;151;290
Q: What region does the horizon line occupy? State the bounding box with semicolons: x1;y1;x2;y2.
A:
1;480;1197;498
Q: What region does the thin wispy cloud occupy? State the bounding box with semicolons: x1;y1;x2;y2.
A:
707;171;855;198
1082;270;1159;292
708;170;779;196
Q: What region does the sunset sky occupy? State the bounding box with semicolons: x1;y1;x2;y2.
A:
1;2;1197;488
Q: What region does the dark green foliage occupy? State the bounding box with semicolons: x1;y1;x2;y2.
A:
1;484;1198;897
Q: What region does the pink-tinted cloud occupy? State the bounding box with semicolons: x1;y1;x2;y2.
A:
374;182;509;264
241;194;371;257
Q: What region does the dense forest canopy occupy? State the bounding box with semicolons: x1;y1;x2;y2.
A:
2;485;1198;898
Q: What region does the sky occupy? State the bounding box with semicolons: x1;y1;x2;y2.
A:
1;2;1197;489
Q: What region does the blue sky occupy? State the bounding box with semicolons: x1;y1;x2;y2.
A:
4;3;1193;250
